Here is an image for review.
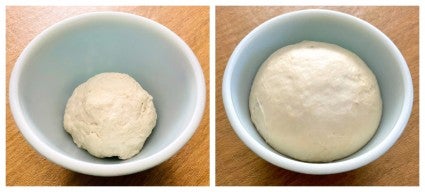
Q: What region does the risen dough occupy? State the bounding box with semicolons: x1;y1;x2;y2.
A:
249;41;382;162
64;72;157;159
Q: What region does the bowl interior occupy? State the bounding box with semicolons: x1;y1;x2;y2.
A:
228;10;408;162
17;13;198;164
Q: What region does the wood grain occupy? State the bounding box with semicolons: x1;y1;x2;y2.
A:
6;6;210;186
216;6;419;186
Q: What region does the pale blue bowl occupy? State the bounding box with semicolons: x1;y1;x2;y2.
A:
223;9;413;174
9;12;206;176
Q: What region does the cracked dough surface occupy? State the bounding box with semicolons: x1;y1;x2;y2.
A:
64;72;157;159
249;41;382;162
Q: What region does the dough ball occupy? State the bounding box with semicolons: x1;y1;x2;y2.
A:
249;41;382;162
64;72;157;159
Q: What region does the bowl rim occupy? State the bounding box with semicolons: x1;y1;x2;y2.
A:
222;9;414;175
9;11;206;176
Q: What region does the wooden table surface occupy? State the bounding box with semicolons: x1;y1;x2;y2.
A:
6;6;210;186
216;6;419;186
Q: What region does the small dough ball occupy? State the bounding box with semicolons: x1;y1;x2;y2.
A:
249;41;382;162
64;72;157;159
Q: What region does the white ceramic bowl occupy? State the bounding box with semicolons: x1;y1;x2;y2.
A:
223;9;413;174
9;12;205;176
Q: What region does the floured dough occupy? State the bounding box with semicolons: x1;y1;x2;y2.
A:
64;72;157;159
249;41;382;162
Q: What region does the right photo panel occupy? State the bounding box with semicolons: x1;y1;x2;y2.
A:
216;6;418;186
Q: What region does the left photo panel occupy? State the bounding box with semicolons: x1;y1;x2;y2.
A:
6;6;209;186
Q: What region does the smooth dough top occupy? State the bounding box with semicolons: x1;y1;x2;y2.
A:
249;41;382;162
64;72;157;159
